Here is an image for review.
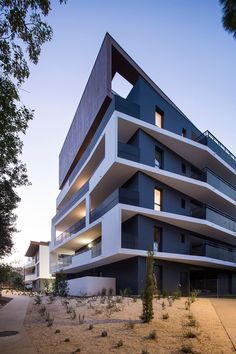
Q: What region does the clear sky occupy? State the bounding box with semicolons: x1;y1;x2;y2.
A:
6;0;236;265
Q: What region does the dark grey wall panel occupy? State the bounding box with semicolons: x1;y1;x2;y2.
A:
59;37;112;188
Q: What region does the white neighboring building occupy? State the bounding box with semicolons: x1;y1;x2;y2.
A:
24;241;54;291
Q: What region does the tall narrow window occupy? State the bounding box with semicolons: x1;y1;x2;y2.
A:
155;110;163;128
154;226;162;252
181;198;186;209
154;189;162;211
155;147;163;168
182;128;186;137
181;163;186;174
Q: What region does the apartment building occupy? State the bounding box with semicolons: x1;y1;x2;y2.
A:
50;33;236;296
24;241;54;291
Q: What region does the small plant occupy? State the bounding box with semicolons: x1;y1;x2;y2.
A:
101;330;108;337
187;318;198;327
172;290;181;300
45;312;54;327
70;309;77;320
180;345;194;353
147;330;157;340
34;295;42;305
185;298;191;311
141;350;150;354
126;320;135;329
116;296;122;303
108;288;113;297
95;308;103;315
73;349;81;353
55;329;60;334
101;288;107;296
167;297;173;306
116;339;123;347
88;324;93;330
133;297;137;302
64;338;70;342
185;330;198;339
162;290;168;298
162;312;169;320
161;300;166;310
78;313;85;324
38;305;46;317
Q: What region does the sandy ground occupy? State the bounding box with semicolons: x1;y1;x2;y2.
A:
23;295;235;354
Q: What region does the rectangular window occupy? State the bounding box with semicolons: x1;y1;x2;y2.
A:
155;147;163;168
182;128;186;137
154;189;162;211
181;163;186;174
155;110;163;128
181;198;186;209
154;226;162;252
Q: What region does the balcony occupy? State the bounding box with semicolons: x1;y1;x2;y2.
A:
195;130;236;170
55;216;86;246
53;181;89;225
190;239;236;263
24;259;36;269
191;204;236;233
90;188;139;223
24;273;37;282
118;142;140;163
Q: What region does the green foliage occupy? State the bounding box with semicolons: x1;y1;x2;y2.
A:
53;272;69;297
141;251;154;323
219;0;236;39
0;263;24;289
147;330;157;340
0;0;66;258
101;330;108;337
42;279;53;295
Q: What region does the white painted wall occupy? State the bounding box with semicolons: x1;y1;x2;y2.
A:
39;245;54;279
68;276;116;296
102;204;121;256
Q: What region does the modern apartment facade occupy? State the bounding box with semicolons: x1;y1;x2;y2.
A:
50;33;236;296
25;241;54;291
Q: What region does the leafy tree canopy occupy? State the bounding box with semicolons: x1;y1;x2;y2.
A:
220;0;236;39
0;0;65;258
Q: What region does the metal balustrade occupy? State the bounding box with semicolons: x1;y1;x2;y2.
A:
195;130;236;170
55;217;86;246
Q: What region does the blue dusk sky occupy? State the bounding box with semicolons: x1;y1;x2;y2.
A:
8;0;236;264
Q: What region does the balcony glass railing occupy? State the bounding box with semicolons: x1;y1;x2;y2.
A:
190;204;236;233
191;240;236;263
118;142;140;162
91;242;102;258
90;188;139;223
195;130;236;170
55;216;86;246
53;181;89;225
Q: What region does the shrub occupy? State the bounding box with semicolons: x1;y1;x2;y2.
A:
162;290;168;298
53;272;69;297
88;324;93;330
172;290;181;300
162;312;169;320
101;330;108;337
187;318;198;327
116;340;123;347
108;288;113;296
147;330;157;340
167;297;173;306
78;313;85;324
38;305;46;317
101;288;107;296
185;330;197;338
140;251;154;323
55;329;60;334
141;351;150;354
185;298;191;311
70;309;77;320
64;338;70;342
45;312;54;327
180;345;194;353
34;295;42;305
161;301;166;310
